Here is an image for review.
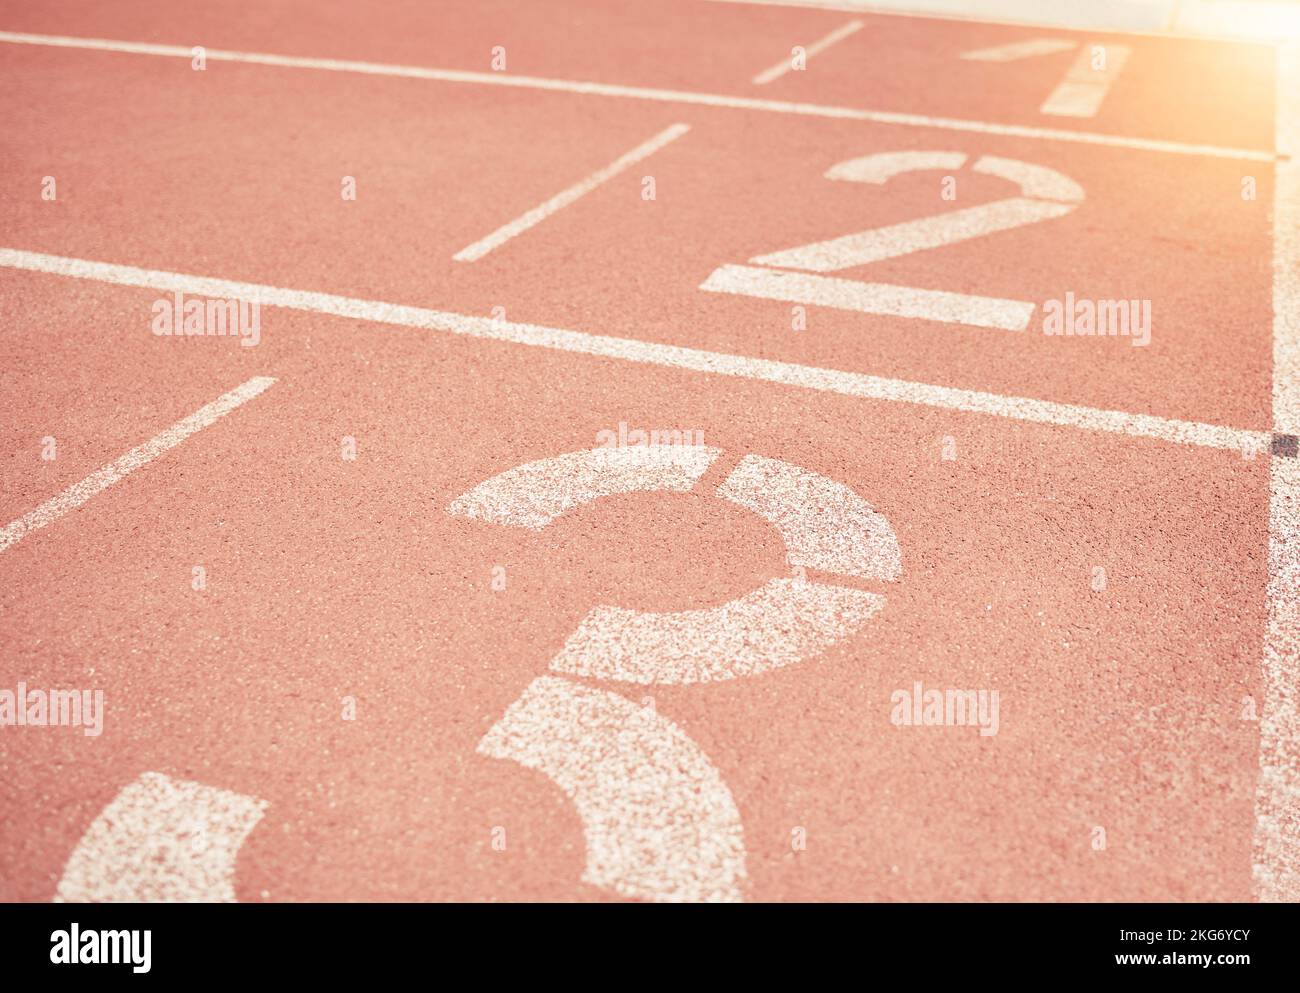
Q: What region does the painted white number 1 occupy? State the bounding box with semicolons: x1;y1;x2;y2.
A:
701;150;1084;331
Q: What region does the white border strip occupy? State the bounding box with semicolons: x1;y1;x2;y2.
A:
454;124;689;262
752;18;864;84
0;30;1275;161
0;247;1269;455
1253;40;1300;903
0;375;276;554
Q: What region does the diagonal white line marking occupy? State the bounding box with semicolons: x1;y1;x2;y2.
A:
752;19;864;84
0;246;1272;453
454;124;689;262
1254;39;1300;904
0;375;276;554
1039;43;1131;118
0;30;1275;161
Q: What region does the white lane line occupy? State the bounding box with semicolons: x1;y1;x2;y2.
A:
1254;39;1300;904
478;676;746;902
56;772;267;902
701;263;1037;331
0;375;275;554
551;578;885;685
453;124;690;262
751;18;864;84
0;247;1272;453
448;445;721;528
0;30;1274;161
717;453;903;580
961;38;1077;61
1039;43;1132;118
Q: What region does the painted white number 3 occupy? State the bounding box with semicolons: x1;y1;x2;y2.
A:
701;150;1084;331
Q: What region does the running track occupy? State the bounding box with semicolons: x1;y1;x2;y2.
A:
0;0;1297;903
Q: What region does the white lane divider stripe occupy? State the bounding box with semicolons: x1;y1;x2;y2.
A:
477;676;746;902
453;124;690;262
0;247;1272;453
550;577;885;685
55;772;267;902
0;376;276;554
751;19;864;85
1254;39;1300;904
0;31;1274;161
1039;43;1132;118
700;262;1036;331
717;453;903;580
961;38;1077;61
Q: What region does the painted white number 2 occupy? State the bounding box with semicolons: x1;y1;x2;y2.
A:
701;150;1084;331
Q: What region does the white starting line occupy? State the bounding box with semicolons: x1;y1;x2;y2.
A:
751;18;864;84
0;30;1276;162
454;123;690;262
0;246;1274;455
0;375;276;555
